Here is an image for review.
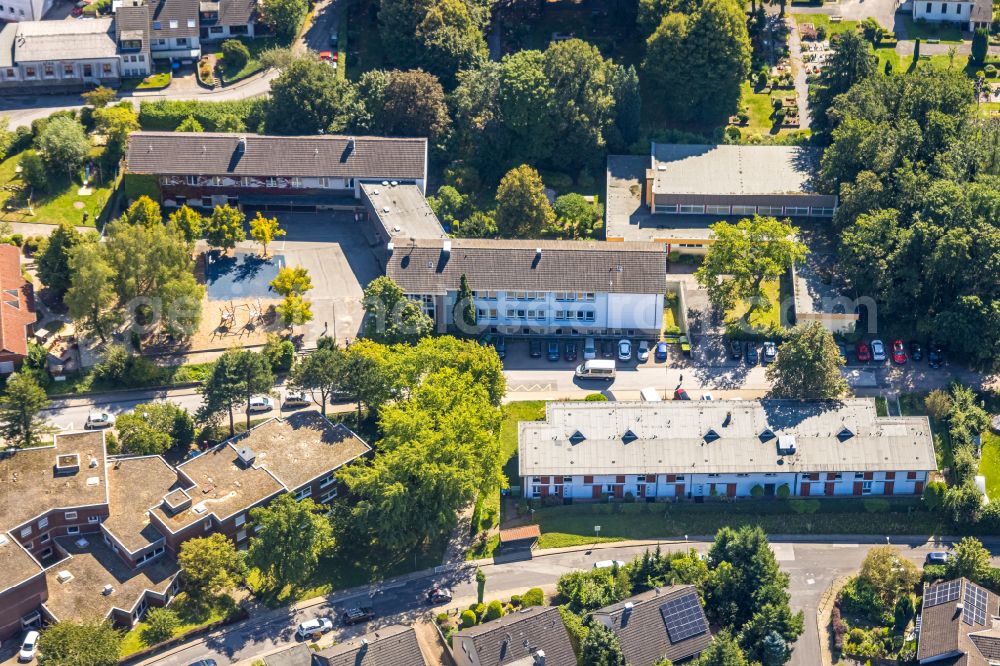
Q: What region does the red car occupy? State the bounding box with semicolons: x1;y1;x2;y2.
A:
891;339;907;365
856;342;871;362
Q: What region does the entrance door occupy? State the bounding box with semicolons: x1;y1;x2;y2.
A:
884;481;894;496
824;482;835;496
726;484;737;498
83;64;92;77
800;483;810;497
592;485;602;499
764;484;775;497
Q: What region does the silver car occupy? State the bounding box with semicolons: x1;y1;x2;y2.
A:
617;339;632;361
871;339;887;362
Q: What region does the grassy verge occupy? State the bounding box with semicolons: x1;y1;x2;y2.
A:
792;14;859;36
46;361;215;396
119;593;237;658
724;279;782;331
875;396;889;417
979;431;1000;501
501;401;547;487
138;72;172;89
530;499;949;548
898;15;963;43
217;36;285;84
0;149;112;227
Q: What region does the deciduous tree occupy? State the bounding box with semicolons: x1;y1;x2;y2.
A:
177;533;248;601
37;621;122;666
141;608;179;644
580;625;625;666
494;165;554;238
695;216;807;315
249;493;334;589
357;69;452;146
695;630;748;666
36;116;90;178
946;536;992;583
276;293;313;326
249;212;285;257
81;86;117;109
93;105;139;159
259;0;308;38
856;546;920;608
0;372;49;448
267;59;357;134
167;205;204;242
176;115;204;132
199;348;273;435
362;276;434;344
290;347;344;416
116;401;194;455
37;221;85;298
65;242;118;342
270;265;313;296
205;205;246;251
123;195;162;226
765;322;848;399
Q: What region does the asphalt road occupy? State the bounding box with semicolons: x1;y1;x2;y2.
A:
142;537;1000;666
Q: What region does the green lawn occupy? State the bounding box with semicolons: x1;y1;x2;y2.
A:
724;279;783;331
529;498;950;549
0;149;112;227
898;15;963;43
875;396;889;417
216;36;285;84
119;594;237;657
792;14;859;36
137;72;171;89
979;431;1000;501
46;361;215;396
501;401;547;487
345;0;386;80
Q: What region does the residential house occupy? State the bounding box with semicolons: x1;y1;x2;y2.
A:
593;586;712;665
124;132;429;211
0;244;36;374
916;578;1000;664
0;19;122;90
0;411;370;642
384;238;668;338
115;0;153;77
518;399;936;501
198;0;257;42
313;625;428;666
147;0;201;60
912;0;991;31
452;606;577;666
0;0;52;22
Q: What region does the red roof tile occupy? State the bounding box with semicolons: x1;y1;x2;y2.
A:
498;524;541;543
0;244;35;358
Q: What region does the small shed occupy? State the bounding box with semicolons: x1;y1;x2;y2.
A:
498;524;541;552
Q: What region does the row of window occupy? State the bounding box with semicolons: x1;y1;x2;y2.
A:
532;475;687;484
653;204;835;217
294;484;339;503
532;473;917;484
924;2;964;13
5;63;115;80
472;291;597;302
153;18;197;29
21;513;100;539
183;175;348;188
0;5;27;16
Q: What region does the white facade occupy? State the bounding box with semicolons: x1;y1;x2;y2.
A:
0;57;121;85
525;470;930;500
149;35;200;60
200;22;255;41
0;0;51;21
912;0;972;26
452;290;664;336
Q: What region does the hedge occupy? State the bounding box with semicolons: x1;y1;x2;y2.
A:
138;98;268;132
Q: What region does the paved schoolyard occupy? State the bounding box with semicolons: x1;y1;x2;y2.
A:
260;212;381;348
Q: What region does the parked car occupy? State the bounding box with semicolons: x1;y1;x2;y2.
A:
427;587;453;604
296;617;333;639
926;551;950;565
186;661;218;666
745;343;759;366
928;343;945;369
283;391;312;408
583;337;597;360
617;339;632;361
762;341;778;364
654;341;668;362
529;339;542;358
85;411;116;429
18;630;39;662
494;336;506;360
871;339;887;362
674;388;691;400
342;607;376;626
909;341;923;362
855;342;872;362
247;395;274;413
729;339;742;360
891;339;906;365
564;341;578;362
547;340;560;362
601;339;615;359
329;33;339;47
637;340;650;362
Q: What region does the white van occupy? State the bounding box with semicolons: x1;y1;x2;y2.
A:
575;359;616;380
639;387;662;402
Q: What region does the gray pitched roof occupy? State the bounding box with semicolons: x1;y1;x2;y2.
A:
453;606;577;666
313;625;426;666
261;644;312;666
149;0;200;38
917;578;1000;666
385;238;668;295
116;0;151;57
125;132;428;181
219;0;255;25
13;19;117;61
594;587;712;666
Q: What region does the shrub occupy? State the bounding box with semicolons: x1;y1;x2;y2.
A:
22;235;44;254
922;563;946;582
19;151;48;193
509;594;522;607
435;612;448;624
831;604;846;651
925;389;953;420
776;483;790;499
724;126;742;142
473;603;486;621
141;607;180;645
263;334;295;373
9;234;22;247
585;393;608;401
484;600;504;621
750;484;764;498
522;588;544;608
459;610;477;628
221;39;251;70
139;98;268;132
624;491;636;503
923;480;947;509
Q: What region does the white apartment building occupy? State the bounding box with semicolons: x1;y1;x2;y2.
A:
519;399;937;500
0;19;122;89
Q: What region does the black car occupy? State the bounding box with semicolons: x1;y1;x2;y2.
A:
728;339;742;360
928;343;944;369
564;341;578;362
601;340;615;358
909;341;923;362
529;339;542;358
342;607;376;626
329;33;339;47
494;336;506;360
745;343;759;366
427;587;453;604
547;340;560;362
187;661;218;666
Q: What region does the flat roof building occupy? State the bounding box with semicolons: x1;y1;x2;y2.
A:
519;399;936;501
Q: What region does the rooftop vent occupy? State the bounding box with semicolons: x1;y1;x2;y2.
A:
0;535;8;546
759;428;776;442
236;136;246;153
55;453;80;475
704;428;720;443
193;502;208;514
236;446;256;466
442;239;452;255
382;180;390;187
777;435;797;455
534;650;546;666
56;570;73;584
75;538;89;548
382;207;391;214
386;241;394;255
390;180;398;187
837;427;854;441
89;457;98;468
569;431;586;445
622;429;638;445
102;584;114;596
86;477;100;486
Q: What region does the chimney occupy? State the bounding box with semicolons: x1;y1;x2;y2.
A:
236;136;246;153
386;241;394;256
102;584;114;595
360;638;369;653
534;650;546;665
347;137;355;154
536;247;542;258
442;239;452;256
236;446;256;467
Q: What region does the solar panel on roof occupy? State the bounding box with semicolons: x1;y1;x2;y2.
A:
924;580;961;608
963;581;989;626
659;592;708;644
